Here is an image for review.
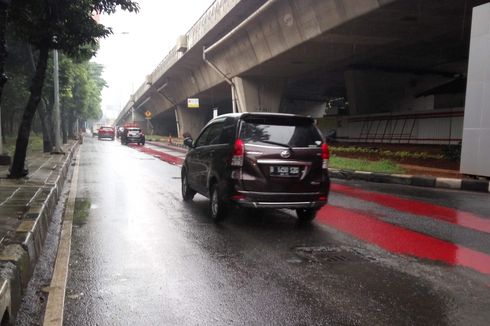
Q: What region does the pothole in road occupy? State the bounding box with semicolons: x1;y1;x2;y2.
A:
292;246;376;264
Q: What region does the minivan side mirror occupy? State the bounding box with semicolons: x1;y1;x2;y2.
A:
183;137;194;148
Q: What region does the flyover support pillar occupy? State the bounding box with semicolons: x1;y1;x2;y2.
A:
175;106;209;139
232;77;284;113
460;2;490;177
131;111;148;133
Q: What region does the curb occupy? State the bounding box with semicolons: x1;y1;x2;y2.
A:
328;168;490;193
146;141;187;153
0;141;79;324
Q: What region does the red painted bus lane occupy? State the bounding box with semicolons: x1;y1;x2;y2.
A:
133;145;184;166
331;183;490;234
316;205;490;275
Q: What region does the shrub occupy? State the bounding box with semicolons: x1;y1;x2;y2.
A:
442;144;461;161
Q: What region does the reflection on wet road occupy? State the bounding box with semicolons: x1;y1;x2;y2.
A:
64;138;490;325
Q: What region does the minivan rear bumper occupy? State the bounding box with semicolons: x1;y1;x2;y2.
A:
98;133;114;139
125;137;143;143
236;201;325;209
230;190;327;209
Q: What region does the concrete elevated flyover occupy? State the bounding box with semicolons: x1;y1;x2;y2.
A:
115;0;490;177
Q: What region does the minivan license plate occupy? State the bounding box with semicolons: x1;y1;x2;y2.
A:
270;166;300;177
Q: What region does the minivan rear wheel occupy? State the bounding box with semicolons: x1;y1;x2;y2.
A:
181;170;196;201
296;208;317;221
209;184;227;222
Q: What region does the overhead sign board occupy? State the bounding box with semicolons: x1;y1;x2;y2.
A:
187;98;199;108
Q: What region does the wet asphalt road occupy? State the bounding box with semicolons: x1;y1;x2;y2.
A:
63;137;490;325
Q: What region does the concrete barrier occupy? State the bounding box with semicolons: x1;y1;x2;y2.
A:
329;168;489;193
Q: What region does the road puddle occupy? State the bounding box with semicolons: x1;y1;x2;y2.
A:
74;198;91;225
293;246;374;263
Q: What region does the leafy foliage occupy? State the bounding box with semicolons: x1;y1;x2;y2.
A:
1;40;107;136
43;55;106;122
3;0;139;178
442;144;461;161
2;38;32;134
9;0;139;58
329;156;406;174
330;146;444;160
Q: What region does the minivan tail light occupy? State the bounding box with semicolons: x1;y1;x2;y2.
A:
231;194;246;201
322;143;329;169
231;139;244;167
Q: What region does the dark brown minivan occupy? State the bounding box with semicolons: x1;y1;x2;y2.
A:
181;113;330;222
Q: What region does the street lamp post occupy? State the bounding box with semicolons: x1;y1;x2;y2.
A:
52;36;63;154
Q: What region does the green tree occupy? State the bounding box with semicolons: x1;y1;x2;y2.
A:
0;0;11;106
6;0;138;178
1;38;30;137
60;60;105;138
41;55;105;139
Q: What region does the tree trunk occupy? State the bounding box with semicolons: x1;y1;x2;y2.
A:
28;44;52;152
9;44;49;178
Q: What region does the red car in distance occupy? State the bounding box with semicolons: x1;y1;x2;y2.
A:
98;126;115;140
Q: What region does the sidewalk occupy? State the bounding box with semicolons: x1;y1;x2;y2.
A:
145;140;490;193
0;141;79;324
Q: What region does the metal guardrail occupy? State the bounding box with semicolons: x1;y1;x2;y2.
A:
343;110;464;144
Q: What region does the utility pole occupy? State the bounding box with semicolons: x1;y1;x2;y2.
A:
52;36;63;154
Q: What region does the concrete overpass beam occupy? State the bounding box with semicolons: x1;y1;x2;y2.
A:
233;77;284;113
345;70;448;115
151;91;175;113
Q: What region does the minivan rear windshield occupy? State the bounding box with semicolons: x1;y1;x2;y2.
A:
239;119;322;147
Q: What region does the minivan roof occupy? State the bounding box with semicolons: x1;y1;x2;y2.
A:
210;112;315;123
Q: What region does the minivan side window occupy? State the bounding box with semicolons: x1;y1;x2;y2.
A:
194;122;224;147
207;122;225;145
194;127;212;147
219;117;236;144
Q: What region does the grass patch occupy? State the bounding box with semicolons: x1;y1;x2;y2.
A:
330;156;405;174
330;146;443;160
3;134;44;156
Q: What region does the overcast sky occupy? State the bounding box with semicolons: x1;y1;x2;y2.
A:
94;0;215;120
